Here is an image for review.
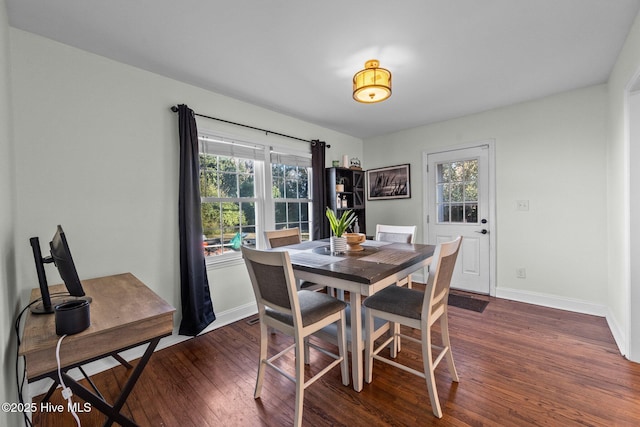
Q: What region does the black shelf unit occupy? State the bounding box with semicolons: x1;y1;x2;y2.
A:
326;167;366;235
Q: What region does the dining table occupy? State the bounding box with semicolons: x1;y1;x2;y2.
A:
273;238;435;391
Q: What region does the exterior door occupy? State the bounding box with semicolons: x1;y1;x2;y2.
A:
425;144;493;294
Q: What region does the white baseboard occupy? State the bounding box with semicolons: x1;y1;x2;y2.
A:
26;302;258;399
495;287;609;317
605;308;627;358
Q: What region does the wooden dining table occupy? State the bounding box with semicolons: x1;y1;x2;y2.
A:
274;238;435;391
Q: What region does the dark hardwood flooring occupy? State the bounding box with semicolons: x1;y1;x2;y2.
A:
32;287;640;426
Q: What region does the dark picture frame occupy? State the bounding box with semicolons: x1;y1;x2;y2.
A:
366;164;411;200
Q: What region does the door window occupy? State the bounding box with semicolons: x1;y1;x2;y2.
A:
436;159;478;224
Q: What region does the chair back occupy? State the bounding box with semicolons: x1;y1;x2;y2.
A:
423;237;462;318
375;224;416;244
241;246;302;325
264;228;302;249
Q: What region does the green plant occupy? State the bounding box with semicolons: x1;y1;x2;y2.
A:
326;207;356;237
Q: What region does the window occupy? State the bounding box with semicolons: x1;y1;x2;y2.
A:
199;133;312;264
436;159;478;223
271;151;312;241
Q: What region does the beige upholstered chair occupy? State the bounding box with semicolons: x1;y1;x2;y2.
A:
364;236;462;418
264;227;305;249
375;224;417;288
241;246;349;427
264;228;325;292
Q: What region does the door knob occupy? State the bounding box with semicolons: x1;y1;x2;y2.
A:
475;229;488;235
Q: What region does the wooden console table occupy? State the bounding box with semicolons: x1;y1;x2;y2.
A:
19;272;175;426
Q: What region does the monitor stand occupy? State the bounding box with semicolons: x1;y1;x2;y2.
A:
30;295;93;315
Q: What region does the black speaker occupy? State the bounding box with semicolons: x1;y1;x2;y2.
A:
55;299;90;335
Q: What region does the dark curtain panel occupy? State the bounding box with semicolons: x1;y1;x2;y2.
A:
311;140;329;239
177;104;215;336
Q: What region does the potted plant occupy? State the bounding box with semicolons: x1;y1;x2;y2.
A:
335;177;345;193
326;207;356;254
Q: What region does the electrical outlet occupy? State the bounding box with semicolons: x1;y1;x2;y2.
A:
516;200;529;211
516;268;526;279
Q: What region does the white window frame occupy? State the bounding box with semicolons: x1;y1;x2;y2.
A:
199;130;313;269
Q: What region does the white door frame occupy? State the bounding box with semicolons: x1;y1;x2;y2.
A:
422;139;497;297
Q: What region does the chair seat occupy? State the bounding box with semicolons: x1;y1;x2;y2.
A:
363;286;424;320
266;290;347;327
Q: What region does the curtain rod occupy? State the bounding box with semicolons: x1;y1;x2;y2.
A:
170;105;330;148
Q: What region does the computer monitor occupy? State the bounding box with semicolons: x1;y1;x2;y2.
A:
30;225;90;314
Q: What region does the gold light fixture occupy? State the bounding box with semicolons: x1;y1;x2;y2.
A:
352;59;392;103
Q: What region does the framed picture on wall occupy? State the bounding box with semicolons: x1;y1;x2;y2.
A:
366;164;411;200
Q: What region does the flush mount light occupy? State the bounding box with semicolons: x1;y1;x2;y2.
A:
352;59;392;103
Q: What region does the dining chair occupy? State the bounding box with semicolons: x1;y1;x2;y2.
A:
264;228;325;292
375;224;418;354
241;246;349;427
363;236;462;419
375;224;417;288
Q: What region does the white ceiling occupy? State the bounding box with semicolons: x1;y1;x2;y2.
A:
6;0;640;139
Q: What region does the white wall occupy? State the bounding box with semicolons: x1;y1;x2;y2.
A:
364;85;608;312
607;11;640;361
9;28;362;336
630;90;640;360
0;0;20;424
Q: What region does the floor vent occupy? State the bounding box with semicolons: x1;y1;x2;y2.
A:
246;316;260;326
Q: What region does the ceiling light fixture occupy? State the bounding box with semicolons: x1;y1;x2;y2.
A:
352;59;392;103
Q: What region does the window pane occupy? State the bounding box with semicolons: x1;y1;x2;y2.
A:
288;203;300;222
200;170;219;197
242;202;256;226
220;172;238;197
451;183;464;202
239;173;254;197
465;182;478;202
300;223;310;241
272;163;284;178
202;202;221;239
441;204;450;222
465;203;478;223
451;162;464;181
437;163;448;183
299;169;309;198
464;160;478;181
450;204;464;222
273;177;285;199
219;156;236;172
275;202;287;223
300;203;309;221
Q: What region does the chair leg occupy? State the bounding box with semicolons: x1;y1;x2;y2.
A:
254;321;268;399
364;309;374;384
390;322;398;358
440;313;459;382
303;337;311;365
422;325;442;418
294;335;305;427
336;312;350;386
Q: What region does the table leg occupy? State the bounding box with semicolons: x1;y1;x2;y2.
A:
350;295;364;392
62;337;161;427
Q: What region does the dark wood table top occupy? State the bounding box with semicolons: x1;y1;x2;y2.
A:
278;239;435;285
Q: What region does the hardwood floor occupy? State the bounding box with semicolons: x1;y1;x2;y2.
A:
33;287;640;426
